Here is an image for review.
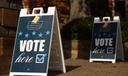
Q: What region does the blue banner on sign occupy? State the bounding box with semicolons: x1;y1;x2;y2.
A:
11;15;53;73
90;22;117;59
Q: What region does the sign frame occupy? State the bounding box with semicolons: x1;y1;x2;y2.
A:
9;7;66;76
89;16;124;63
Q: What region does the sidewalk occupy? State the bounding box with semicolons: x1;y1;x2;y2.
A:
1;59;128;76
57;59;128;76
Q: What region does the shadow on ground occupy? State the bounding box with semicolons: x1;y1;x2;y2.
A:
48;65;80;76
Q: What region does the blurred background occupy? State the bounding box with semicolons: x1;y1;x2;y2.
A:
0;0;128;75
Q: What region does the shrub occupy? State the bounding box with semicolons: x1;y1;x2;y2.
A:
121;18;128;42
61;17;93;40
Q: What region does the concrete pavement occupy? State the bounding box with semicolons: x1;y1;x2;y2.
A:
1;59;128;76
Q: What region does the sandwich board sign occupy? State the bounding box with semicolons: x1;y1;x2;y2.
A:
10;7;66;76
89;16;124;63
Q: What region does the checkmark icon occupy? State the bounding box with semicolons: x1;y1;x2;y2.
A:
36;54;47;63
107;47;114;54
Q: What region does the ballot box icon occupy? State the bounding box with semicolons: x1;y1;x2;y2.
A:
27;21;43;30
107;47;114;54
36;54;47;63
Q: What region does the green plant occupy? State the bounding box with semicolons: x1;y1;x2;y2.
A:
61;17;93;40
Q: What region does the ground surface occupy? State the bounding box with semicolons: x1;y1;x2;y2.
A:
1;58;128;76
51;59;128;76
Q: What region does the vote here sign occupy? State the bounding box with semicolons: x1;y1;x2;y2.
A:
90;22;117;59
10;15;53;73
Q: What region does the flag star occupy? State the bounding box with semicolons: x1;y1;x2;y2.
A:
46;30;50;35
32;31;36;35
99;34;101;37
103;33;106;36
108;34;111;37
38;33;43;37
19;32;23;36
113;33;116;36
25;33;29;38
94;33;97;36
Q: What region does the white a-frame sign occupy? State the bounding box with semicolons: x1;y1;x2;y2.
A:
10;7;66;76
89;16;124;63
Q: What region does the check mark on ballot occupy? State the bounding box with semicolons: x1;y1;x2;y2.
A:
36;54;47;63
